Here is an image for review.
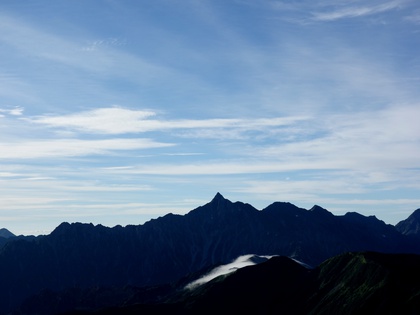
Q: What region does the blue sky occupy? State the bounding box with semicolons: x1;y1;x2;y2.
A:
1;0;419;235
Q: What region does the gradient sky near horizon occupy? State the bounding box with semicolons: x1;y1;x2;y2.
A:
1;0;420;235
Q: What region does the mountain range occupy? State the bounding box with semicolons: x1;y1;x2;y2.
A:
1;193;420;314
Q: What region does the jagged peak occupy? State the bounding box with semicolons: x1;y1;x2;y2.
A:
310;205;332;216
211;192;226;202
207;192;234;208
187;192;257;218
50;222;96;236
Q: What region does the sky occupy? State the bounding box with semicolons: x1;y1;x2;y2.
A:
0;0;420;235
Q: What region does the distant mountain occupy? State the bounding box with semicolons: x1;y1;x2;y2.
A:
0;193;419;314
0;228;15;239
27;252;420;315
396;208;420;237
0;228;16;250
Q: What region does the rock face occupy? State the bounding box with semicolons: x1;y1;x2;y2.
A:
396;209;420;237
0;193;419;313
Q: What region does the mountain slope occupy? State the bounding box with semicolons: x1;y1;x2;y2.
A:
396;208;420;237
0;228;15;239
306;252;420;314
0;229;15;249
59;252;420;315
183;252;420;315
0;193;419;313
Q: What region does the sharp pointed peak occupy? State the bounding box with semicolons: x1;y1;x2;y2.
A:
212;192;226;202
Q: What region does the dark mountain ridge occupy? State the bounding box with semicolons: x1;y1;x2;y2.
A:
162;251;420;315
0;193;419;313
0;228;15;239
177;251;420;315
24;252;420;315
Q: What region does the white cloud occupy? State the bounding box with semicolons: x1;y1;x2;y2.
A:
0;138;173;159
99;104;420;176
29;107;157;134
28;106;308;135
238;179;367;197
0;106;23;116
0;172;22;178
312;1;405;21
257;104;420;169
103;159;336;176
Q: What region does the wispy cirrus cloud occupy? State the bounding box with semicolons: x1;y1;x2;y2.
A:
2;106;309;161
0;15;165;77
28;107;308;135
0;138;173;159
312;1;405;21
405;10;420;24
0;13;204;114
0;106;23;117
98;103;420;174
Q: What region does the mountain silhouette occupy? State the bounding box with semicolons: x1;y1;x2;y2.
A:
23;252;420;315
0;193;419;313
169;252;420;315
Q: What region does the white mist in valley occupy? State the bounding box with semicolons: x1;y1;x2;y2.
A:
185;254;274;289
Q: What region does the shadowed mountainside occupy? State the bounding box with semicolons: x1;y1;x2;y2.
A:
0;193;419;313
26;252;420;315
0;228;15;239
173;252;420;315
0;228;15;249
396;208;420;237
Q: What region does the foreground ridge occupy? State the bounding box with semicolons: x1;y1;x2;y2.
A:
21;252;420;315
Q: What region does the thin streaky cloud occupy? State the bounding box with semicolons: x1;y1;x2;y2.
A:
405;11;420;24
0;14;179;91
28;107;309;135
103;160;344;176
312;1;405;21
0;107;23;116
0;138;173;159
0;172;22;178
